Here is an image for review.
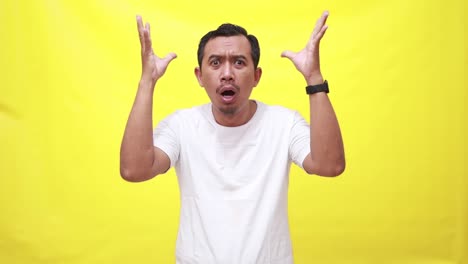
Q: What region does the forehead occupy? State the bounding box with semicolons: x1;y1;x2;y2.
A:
203;36;252;58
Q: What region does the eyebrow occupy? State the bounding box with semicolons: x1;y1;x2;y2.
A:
207;54;248;61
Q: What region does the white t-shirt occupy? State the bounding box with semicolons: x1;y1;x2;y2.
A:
153;101;310;264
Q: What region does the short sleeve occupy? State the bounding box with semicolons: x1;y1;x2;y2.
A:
288;111;310;169
153;113;180;168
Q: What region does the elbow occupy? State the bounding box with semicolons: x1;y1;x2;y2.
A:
120;167;139;182
310;159;346;177
120;166;153;182
328;160;346;177
323;154;346;177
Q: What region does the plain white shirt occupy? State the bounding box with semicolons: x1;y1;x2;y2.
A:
154;101;310;264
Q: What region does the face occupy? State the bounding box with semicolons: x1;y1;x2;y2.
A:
195;36;262;119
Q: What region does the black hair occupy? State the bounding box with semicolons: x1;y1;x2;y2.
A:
197;23;260;69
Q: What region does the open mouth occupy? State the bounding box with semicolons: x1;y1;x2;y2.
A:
221;90;236;96
219;87;237;103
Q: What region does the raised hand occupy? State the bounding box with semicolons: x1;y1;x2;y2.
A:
281;11;329;85
137;15;177;86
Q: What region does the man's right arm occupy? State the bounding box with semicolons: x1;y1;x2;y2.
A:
120;16;176;182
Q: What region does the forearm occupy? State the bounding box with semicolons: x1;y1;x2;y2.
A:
120;80;157;181
307;78;345;176
281;11;343;175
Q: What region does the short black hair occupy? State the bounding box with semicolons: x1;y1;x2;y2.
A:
197;23;260;69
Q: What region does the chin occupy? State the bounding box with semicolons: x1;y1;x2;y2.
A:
219;105;238;115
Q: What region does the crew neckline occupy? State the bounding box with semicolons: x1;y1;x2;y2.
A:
205;100;264;129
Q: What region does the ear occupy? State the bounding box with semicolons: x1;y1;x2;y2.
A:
253;67;262;87
194;67;204;87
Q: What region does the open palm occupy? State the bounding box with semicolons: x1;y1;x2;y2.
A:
281;11;329;84
137;16;176;84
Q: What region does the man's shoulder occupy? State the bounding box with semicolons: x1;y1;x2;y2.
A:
258;101;299;119
159;103;211;128
168;103;210;118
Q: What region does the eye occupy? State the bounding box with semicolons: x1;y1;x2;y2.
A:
210;59;220;66
234;59;245;66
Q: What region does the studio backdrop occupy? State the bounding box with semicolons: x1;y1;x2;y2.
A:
1;0;466;263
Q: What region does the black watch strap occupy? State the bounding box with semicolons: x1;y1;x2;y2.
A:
306;80;329;94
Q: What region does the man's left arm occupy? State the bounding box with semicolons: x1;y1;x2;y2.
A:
282;11;345;176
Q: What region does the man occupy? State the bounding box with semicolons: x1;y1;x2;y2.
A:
120;11;345;264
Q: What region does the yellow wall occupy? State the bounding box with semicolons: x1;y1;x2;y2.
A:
0;0;466;263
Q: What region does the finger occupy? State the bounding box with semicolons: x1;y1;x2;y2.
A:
308;11;329;48
143;23;152;55
315;11;329;35
158;53;177;75
162;52;178;64
136;15;145;50
280;50;296;60
146;22;151;37
315;24;328;44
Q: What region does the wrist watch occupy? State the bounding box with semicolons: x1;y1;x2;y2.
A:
306;80;329;94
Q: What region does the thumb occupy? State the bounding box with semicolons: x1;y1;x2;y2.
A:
281;50;296;60
162;52;177;64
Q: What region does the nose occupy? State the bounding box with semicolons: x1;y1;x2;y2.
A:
220;63;234;82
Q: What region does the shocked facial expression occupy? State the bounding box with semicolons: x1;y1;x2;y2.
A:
195;35;262;119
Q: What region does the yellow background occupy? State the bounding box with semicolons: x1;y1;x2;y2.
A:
1;0;466;263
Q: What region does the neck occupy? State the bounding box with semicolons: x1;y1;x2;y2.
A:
212;100;257;127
